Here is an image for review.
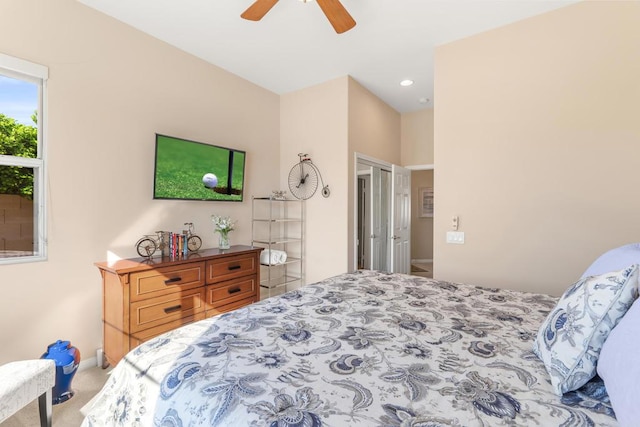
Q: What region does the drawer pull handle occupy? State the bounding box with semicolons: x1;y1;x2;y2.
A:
164;305;182;314
228;265;241;271
228;288;241;294
164;277;182;285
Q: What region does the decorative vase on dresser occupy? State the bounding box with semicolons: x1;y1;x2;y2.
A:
95;245;262;368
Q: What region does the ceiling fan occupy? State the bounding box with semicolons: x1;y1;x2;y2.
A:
241;0;356;34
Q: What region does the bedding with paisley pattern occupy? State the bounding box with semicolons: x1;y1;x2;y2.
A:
82;270;618;426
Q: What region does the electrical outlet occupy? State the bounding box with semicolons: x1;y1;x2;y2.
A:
446;231;465;244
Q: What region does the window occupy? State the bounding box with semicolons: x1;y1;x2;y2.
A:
0;53;48;264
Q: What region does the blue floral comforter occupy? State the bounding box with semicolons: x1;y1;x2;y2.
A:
82;270;617;426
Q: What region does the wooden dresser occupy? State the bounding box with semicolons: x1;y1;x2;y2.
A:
95;245;262;367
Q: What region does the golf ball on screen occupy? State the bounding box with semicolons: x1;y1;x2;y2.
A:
202;173;218;188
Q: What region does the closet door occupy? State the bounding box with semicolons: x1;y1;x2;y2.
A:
370;166;384;270
391;165;411;274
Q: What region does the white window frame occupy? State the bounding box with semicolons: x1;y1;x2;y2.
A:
0;53;48;264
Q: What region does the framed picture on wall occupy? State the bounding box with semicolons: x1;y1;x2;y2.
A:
419;187;434;217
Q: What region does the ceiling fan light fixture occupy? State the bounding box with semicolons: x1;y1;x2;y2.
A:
400;79;414;87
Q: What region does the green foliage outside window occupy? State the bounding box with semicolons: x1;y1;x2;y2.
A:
0;113;37;200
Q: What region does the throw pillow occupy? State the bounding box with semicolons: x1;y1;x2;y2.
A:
597;298;640;427
533;264;638;395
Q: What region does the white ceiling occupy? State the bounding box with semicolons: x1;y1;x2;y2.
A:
78;0;575;113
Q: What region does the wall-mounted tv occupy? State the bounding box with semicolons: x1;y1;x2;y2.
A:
153;134;246;202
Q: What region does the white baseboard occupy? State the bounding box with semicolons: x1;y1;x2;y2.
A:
411;259;433;263
79;356;97;372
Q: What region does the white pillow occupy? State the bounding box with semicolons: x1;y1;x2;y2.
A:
598;298;640;427
533;264;638;395
581;243;640;278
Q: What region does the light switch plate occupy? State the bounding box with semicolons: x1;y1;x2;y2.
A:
446;231;465;244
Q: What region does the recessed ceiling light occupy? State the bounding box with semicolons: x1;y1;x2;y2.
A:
400;79;414;87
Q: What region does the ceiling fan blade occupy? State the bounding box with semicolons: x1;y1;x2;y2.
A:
316;0;356;34
241;0;279;21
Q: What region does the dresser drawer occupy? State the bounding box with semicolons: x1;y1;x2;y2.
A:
206;254;257;284
205;276;257;309
129;262;205;302
129;312;206;348
130;288;205;333
206;296;256;318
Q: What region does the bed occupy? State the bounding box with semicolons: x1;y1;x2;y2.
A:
82;270;618;426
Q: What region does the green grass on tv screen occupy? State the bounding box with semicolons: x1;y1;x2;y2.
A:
154;135;245;201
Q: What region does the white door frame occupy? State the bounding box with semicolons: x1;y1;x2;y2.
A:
405;164;435;171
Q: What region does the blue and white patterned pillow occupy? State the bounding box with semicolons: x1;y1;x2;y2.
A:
533;264;639;395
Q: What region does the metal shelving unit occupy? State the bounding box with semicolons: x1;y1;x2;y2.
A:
251;196;304;299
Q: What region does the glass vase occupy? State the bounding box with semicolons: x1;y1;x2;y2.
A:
218;232;230;249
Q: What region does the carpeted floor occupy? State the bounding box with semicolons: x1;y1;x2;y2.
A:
2;365;111;427
411;261;433;278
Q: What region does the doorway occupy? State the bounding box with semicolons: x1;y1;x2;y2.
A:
354;153;411;274
407;165;434;278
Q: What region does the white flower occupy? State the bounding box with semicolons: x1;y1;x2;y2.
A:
211;215;236;235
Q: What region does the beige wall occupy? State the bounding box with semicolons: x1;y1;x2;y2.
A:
348;77;402;165
411;170;434;260
434;1;640;296
0;0;280;364
280;77;350;283
402;109;434;166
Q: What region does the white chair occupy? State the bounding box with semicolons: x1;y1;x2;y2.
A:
0;359;56;427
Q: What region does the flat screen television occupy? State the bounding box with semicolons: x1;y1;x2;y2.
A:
153;134;246;202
